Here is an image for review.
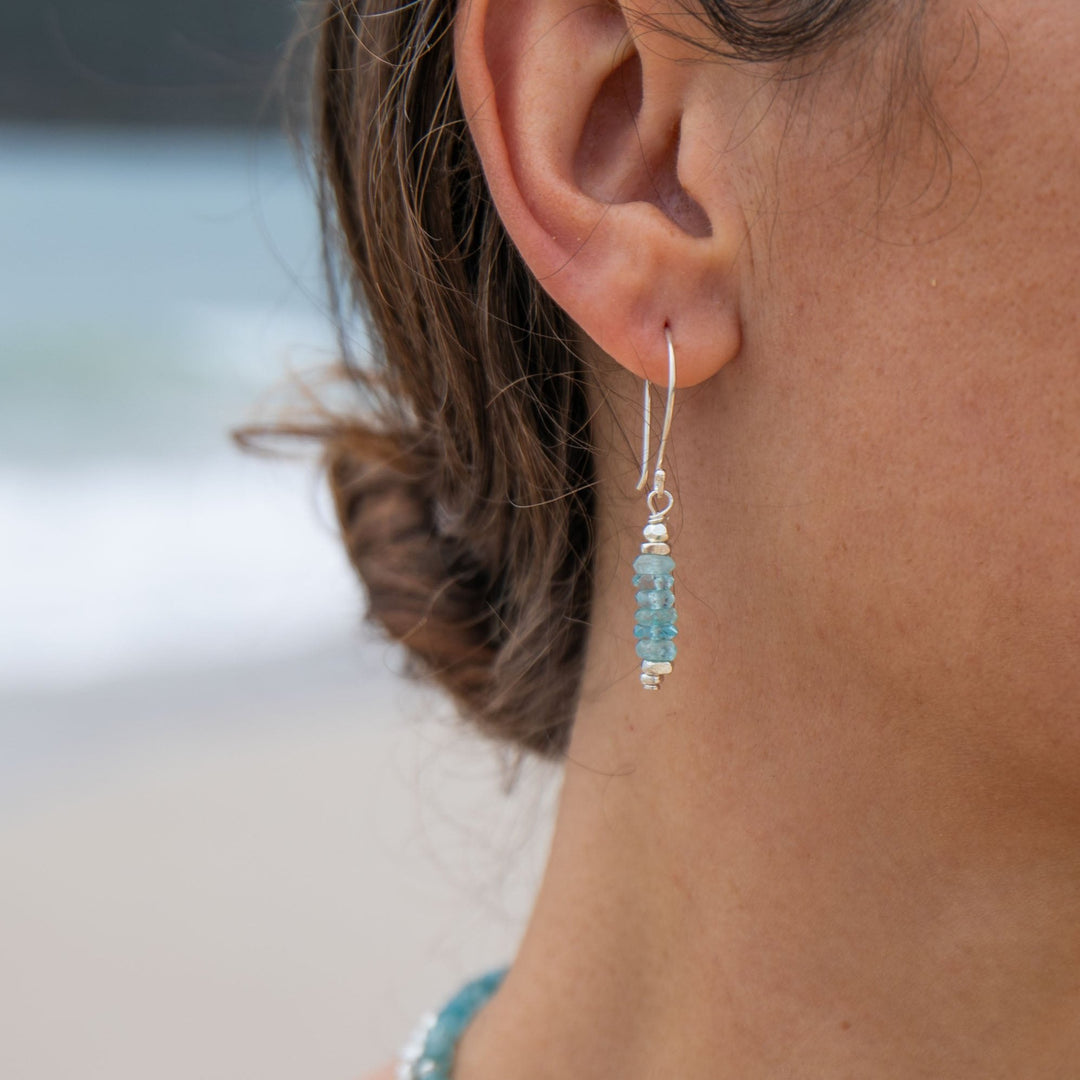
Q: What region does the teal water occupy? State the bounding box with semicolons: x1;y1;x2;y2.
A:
0;126;359;691
0;126;331;464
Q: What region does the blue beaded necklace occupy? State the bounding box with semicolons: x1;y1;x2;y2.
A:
396;966;509;1080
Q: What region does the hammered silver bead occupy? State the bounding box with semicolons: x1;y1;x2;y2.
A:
643;523;669;543
641;542;671;555
397;1012;437;1080
641;660;673;676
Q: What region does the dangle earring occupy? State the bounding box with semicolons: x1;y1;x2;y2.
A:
632;328;679;690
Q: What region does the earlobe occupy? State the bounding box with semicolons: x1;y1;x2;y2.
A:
454;0;743;387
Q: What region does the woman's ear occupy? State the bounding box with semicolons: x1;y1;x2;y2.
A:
454;0;744;386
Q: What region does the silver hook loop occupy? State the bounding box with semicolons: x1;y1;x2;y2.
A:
636;328;677;502
647;489;674;520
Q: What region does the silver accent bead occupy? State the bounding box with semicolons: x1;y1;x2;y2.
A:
641;673;662;688
641;542;671;555
397;1012;437;1080
643;523;669;542
641;661;673;676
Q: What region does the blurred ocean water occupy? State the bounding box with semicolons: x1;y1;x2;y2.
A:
0;126;364;698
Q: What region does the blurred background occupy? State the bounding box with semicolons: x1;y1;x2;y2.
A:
0;4;555;1077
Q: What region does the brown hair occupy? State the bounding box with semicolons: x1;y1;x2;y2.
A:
286;0;883;761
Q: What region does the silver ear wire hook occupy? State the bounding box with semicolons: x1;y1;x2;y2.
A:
636;327;677;502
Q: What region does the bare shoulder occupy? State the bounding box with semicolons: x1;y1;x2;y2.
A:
360;1064;396;1080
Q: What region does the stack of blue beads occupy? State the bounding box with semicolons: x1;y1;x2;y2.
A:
633;547;677;688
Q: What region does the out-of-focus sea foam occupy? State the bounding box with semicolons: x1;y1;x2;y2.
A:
0;458;359;691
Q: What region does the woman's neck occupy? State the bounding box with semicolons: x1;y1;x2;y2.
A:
455;619;1080;1080
454;379;1080;1078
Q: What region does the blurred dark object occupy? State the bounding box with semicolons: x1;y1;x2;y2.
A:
0;0;300;127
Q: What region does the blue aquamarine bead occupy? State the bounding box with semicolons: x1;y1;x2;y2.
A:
633;553;676;576
634;623;678;640
636;639;678;663
632;572;675;591
635;607;678;625
423;1017;458;1061
636;588;675;609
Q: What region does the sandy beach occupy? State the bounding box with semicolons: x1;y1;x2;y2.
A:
0;641;558;1080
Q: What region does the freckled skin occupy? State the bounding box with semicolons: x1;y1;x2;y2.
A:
678;0;1080;770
